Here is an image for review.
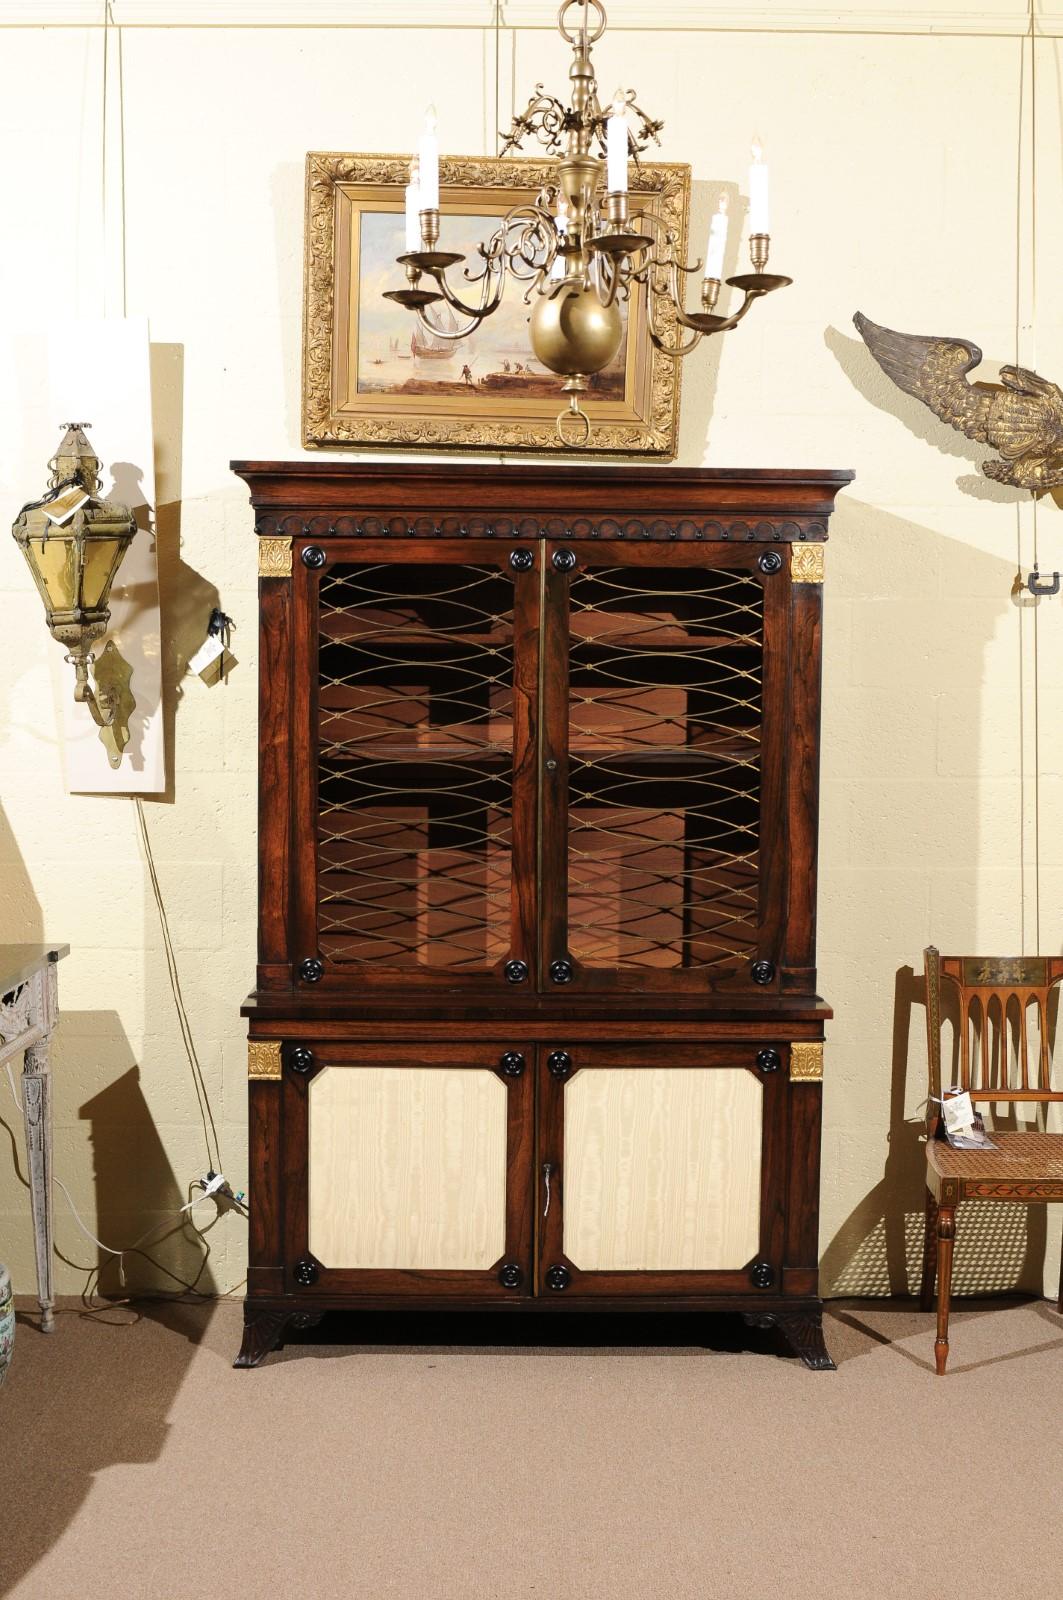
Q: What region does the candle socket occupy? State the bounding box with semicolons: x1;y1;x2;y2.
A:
605;190;629;229
701;277;721;313
749;233;770;272
419;208;441;249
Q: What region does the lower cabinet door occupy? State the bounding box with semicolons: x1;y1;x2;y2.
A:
537;1043;786;1297
282;1042;534;1297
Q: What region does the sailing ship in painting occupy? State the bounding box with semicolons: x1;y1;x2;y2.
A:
410;301;457;360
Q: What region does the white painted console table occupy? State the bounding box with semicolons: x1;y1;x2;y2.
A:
0;945;68;1332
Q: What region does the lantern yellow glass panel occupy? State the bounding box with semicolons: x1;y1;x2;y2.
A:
11;425;139;768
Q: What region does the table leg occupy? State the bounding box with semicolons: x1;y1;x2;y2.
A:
22;1040;55;1333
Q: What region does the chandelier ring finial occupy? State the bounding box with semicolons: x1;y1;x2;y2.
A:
557;0;607;46
556;394;592;447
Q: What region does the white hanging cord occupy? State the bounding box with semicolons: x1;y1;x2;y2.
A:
5;1060;22;1113
53;1174;248;1299
135;798;223;1176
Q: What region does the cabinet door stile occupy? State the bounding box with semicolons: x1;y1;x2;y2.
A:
755;561;792;987
538;547;572;988
291;549;321;972
510;540;542;991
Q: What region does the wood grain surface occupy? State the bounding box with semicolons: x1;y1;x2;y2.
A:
308;1065;508;1269
563;1066;762;1271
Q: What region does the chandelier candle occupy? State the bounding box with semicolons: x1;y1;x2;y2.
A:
749;141;770;268
417;108;439;213
404;159;421;252
704;194;729;283
606;91;629;193
384;0;791;443
552;200;571;279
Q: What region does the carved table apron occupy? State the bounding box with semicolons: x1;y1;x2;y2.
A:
0;945;68;1333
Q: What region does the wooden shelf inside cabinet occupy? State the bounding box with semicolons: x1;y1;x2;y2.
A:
235;459;851;1371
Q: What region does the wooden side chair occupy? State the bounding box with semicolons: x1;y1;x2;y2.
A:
922;946;1063;1374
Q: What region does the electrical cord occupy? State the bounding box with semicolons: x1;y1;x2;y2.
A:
134;797;222;1177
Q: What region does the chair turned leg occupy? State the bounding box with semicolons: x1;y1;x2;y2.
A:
934;1205;956;1376
919;1188;938;1312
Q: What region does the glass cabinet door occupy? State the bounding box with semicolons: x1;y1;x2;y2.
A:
291;539;539;995
539;542;788;995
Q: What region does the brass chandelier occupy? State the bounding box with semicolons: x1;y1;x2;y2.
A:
386;0;790;444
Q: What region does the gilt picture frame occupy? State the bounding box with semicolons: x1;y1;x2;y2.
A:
302;151;691;456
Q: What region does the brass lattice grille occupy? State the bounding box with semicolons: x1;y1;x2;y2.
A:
566;564;762;971
317;563;514;968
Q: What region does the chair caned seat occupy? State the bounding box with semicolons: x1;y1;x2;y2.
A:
926;1130;1063;1188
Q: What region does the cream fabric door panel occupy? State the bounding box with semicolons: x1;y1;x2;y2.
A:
309;1066;508;1269
563;1066;762;1271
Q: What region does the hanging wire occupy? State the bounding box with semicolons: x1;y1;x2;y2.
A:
1025;0;1041;953
1014;1;1042;954
494;0;501;155
135;798;223;1177
100;1;128;317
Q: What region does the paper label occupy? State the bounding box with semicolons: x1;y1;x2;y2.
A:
42;487;89;526
187;634;225;676
942;1090;975;1135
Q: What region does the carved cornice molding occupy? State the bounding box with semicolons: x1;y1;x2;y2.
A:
254;511;828;544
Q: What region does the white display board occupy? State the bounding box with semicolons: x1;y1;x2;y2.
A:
46;318;165;794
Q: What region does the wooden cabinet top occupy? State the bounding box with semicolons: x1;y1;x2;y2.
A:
232;461;854;527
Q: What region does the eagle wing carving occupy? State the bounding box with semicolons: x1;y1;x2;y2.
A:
853;311;1063;489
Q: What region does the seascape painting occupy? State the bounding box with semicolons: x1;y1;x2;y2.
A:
356;209;628;404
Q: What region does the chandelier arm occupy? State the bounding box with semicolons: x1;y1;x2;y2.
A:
423;254;509;323
628;209;702;276
596;252;622;310
647;324;704;358
415;302;489;341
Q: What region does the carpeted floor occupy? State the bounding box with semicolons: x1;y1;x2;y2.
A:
2;1297;1062;1599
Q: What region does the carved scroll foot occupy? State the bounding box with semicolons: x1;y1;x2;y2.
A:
233;1309;294;1369
776;1311;836;1371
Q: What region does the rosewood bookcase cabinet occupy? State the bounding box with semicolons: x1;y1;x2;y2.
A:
233;461;852;1369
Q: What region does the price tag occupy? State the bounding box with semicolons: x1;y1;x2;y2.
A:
942;1090;975;1136
186;634;225;677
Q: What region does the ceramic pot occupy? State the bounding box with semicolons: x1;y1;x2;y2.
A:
0;1264;13;1386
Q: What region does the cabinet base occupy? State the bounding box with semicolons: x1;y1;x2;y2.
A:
235;1297;834;1370
234;1308;324;1369
742;1309;836;1370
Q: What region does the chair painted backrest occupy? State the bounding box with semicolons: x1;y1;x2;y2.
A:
924;946;1063;1107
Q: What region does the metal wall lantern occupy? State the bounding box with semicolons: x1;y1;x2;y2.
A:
12;424;138;768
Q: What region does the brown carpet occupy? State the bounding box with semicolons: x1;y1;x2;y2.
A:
2;1298;1062;1599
